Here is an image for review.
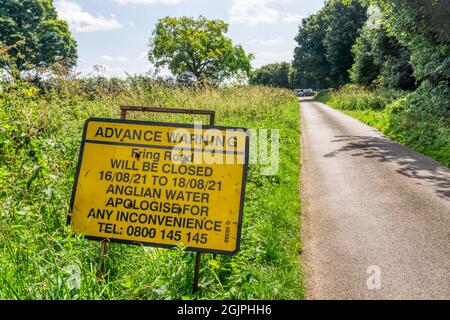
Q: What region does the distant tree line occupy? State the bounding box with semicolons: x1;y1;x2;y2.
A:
250;62;291;88
1;3;253;86
1;0;448;96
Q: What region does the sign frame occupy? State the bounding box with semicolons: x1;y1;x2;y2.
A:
67;117;250;256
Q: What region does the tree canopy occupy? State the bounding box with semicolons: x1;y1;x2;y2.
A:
148;16;253;85
323;0;367;86
292;0;449;92
292;13;331;89
370;0;450;87
0;0;77;77
350;13;415;90
292;0;367;89
250;62;291;88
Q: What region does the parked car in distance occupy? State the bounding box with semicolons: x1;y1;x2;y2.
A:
294;88;315;97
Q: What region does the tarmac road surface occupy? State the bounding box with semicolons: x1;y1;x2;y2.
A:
300;98;450;299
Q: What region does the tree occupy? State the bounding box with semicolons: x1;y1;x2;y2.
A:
0;0;77;78
370;0;450;86
292;13;331;89
292;0;367;89
322;0;367;86
250;62;291;88
350;20;415;89
148;16;253;85
349;27;379;86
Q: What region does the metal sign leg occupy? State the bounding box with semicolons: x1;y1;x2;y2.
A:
96;241;109;281
193;252;202;293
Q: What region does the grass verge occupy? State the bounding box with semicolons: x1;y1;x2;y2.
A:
0;83;303;299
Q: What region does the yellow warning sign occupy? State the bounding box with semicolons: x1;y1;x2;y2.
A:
69;118;249;254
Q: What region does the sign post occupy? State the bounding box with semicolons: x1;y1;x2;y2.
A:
69;106;249;293
193;251;202;293
96;239;109;280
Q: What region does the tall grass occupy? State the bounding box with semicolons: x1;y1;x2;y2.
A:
0;80;303;299
315;85;405;111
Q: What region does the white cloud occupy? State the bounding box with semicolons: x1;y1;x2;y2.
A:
282;13;305;23
252;50;293;68
229;0;280;26
249;37;287;47
101;55;129;62
137;51;148;59
55;0;122;32
228;0;303;26
114;0;185;4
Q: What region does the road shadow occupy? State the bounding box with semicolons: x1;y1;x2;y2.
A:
324;135;450;200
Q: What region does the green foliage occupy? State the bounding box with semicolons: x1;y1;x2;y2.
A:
292;13;331;89
250;62;291;88
295;0;448;92
292;0;367;88
313;88;334;102
322;0;368;86
349;28;379;86
314;1;449;167
316;84;404;110
0;0;77;77
0;79;303;299
371;0;450;85
148;16;253;86
350;24;415;89
385;81;450;160
316;84;450;167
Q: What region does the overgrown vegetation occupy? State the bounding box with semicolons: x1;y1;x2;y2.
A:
291;0;367;88
349;17;415;90
250;62;291;88
0;0;77;79
296;0;449;168
0;79;302;299
316;85;450;167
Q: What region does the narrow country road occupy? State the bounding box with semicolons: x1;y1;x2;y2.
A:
300;98;450;299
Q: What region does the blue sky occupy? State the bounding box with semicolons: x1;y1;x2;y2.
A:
54;0;325;77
